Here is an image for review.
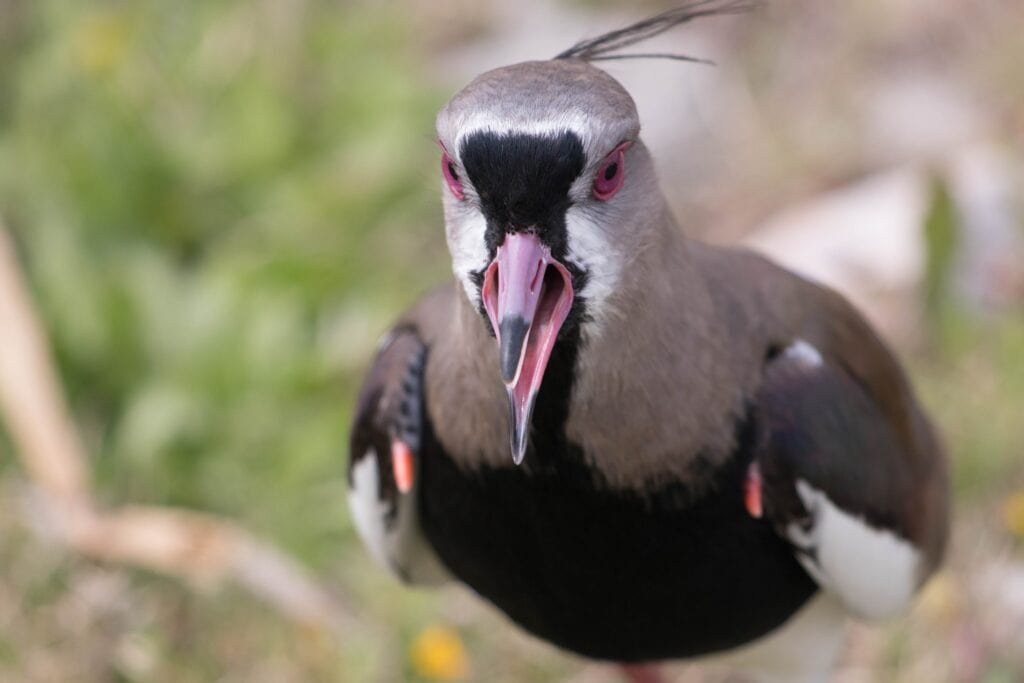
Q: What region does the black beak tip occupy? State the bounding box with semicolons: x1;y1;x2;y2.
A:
498;316;530;383
506;388;531;466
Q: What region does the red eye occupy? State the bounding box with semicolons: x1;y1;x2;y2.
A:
593;142;630;201
441;150;465;200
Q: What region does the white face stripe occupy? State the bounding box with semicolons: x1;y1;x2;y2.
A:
789;480;921;621
451;111;594;160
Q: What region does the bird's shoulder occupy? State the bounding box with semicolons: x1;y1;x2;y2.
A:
748;335;948;620
346;284;456;585
691;243;949;617
694;242;940;469
693;243;915;420
348;281;464;469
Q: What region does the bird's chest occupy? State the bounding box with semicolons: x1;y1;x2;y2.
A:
418;431;817;662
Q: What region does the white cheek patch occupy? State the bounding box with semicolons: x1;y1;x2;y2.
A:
445;208;490;305
788;480;920;621
564;206;621;330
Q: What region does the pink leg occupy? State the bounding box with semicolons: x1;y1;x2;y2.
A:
619;663;667;683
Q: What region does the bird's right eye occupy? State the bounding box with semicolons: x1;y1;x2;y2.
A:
441;151;465;200
593;142;630;201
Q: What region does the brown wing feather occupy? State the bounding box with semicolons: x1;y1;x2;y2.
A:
803;285;950;570
698;245;949;572
347;284;457;502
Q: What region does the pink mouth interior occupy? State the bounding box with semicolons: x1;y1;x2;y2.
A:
481;246;574;462
508;266;569;408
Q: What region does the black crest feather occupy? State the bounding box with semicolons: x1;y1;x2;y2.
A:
555;0;755;63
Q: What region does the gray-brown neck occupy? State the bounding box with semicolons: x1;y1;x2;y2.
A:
427;163;749;493
565;197;747;490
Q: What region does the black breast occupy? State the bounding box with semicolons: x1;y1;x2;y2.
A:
417;339;817;662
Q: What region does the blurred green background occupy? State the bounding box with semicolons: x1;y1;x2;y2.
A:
0;0;450;559
1;1;1023;681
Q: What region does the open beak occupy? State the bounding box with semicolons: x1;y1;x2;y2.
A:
481;232;574;465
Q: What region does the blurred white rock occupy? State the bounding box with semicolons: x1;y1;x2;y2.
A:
428;0;1024;346
745;144;1023;345
948;144;1024;313
744;167;928;343
974;560;1024;662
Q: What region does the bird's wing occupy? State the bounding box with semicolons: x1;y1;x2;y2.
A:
347;289;453;586
750;336;948;621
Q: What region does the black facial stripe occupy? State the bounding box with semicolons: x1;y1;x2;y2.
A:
459;130;586;262
461;130;590;336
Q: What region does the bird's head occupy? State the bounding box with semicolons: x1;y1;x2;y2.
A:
434;3;747;464
437;59;650;464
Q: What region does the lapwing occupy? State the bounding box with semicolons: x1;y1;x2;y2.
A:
348;4;949;681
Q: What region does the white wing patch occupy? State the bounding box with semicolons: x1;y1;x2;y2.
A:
783;339;824;368
787;480;920;621
348;450;393;571
348;449;450;586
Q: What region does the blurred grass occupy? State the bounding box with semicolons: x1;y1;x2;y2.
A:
918;178;1024;502
916;311;1024;501
0;2;475;679
0;0;451;570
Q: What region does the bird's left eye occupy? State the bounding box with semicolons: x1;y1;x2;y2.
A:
441;150;465;200
593;142;630;201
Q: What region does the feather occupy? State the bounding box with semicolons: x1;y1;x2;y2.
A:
554;0;755;63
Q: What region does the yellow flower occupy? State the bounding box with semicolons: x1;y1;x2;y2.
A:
74;11;132;75
917;571;962;624
1004;490;1024;539
410;625;469;681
